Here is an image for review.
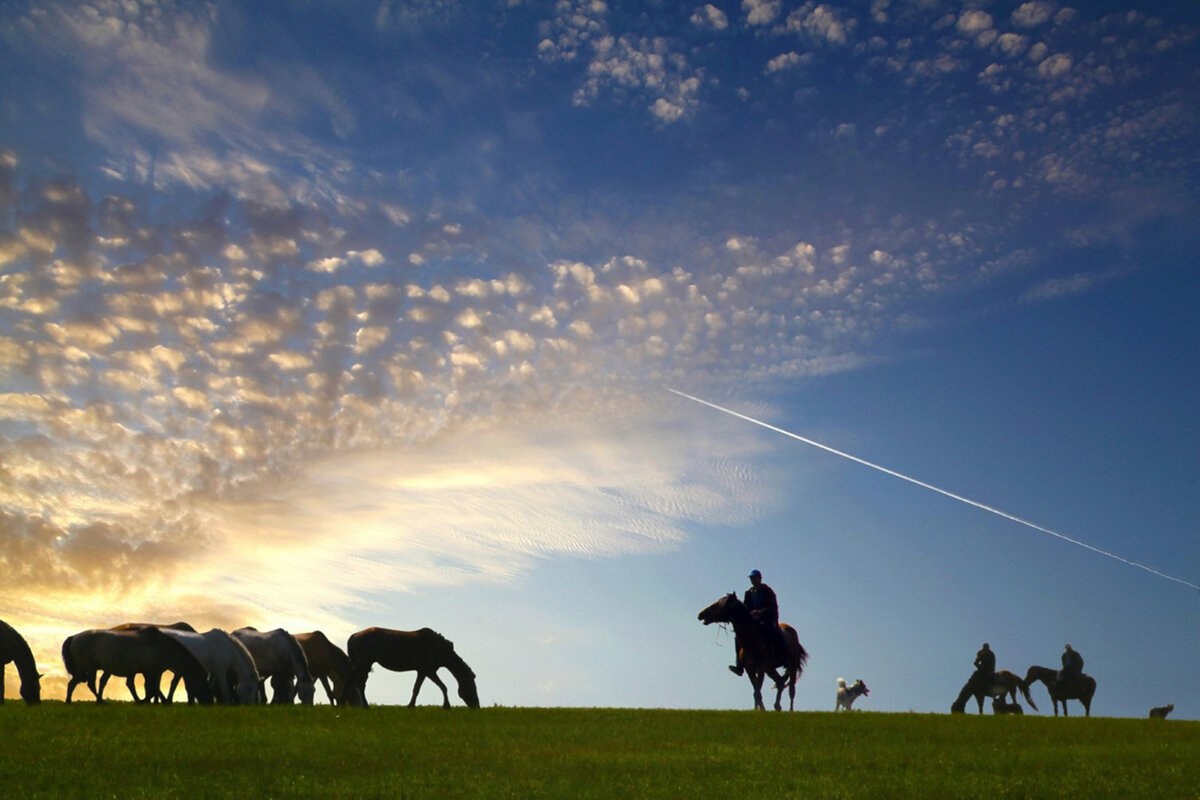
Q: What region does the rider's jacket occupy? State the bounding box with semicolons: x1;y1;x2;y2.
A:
744;583;779;627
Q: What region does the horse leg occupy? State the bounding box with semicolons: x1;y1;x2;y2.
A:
749;671;765;711
408;673;427;707
319;676;336;705
167;673;183;703
126;675;146;703
95;671;111;703
0;668;5;703
145;671;165;704
425;671;452;709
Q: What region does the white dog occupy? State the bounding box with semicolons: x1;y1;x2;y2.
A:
836;677;870;711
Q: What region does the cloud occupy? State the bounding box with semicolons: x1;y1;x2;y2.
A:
1012;1;1057;29
691;4;728;31
743;0;781;27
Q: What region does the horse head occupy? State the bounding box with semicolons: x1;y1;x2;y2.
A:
20;674;43;704
457;674;481;709
697;592;740;625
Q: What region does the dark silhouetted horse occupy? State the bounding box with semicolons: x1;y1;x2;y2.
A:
106;622;197;702
951;669;1038;714
347;627;479;709
0;619;42;704
1024;665;1095;717
62;627;212;704
232;627;316;705
698;593;808;711
296;631;364;707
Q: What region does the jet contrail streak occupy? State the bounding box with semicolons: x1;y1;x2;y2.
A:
669;388;1200;592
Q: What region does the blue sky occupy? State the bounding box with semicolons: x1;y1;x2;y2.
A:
1;0;1197;716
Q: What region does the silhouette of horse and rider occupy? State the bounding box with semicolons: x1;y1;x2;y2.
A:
698;569;808;711
952;642;1095;716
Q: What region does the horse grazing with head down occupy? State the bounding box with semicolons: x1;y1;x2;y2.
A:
347;627;479;709
950;669;1038;714
698;593;809;711
106;622;197;702
161;628;260;704
1;619;42;704
232;628;316;705
296;631;364;707
62;627;213;704
1024;665;1096;717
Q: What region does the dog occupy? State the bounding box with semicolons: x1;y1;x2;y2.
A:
836;677;869;711
1148;704;1174;719
992;698;1024;715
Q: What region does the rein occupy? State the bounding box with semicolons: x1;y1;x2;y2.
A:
713;622;731;647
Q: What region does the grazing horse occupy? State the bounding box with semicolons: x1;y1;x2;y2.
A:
347;627;480;709
951;669;1038;714
0;619;42;704
836;678;869;711
161;628;260;705
1024;665;1096;717
232;628;316;705
107;622;197;702
296;631;364;707
698;593;809;711
62;628;212;704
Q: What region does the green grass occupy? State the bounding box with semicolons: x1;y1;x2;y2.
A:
1;704;1196;798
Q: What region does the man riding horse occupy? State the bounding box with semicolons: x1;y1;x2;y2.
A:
729;569;784;677
1058;643;1084;687
973;642;995;680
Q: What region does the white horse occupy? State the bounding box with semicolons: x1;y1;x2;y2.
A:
232;627;315;705
836;677;870;711
160;628;261;705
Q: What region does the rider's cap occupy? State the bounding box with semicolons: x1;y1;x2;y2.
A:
749;569;762;579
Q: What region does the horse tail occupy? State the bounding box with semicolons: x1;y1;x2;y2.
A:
1018;677;1039;712
61;635;77;677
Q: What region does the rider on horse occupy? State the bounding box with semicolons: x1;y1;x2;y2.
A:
1058;643;1084;686
973;642;995;679
729;569;783;676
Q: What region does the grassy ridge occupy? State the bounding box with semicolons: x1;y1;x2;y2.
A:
1;704;1196;798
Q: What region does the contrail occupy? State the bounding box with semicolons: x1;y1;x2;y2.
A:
669;388;1200;592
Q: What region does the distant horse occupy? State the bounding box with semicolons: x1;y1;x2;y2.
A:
62;628;212;704
232;627;315;705
836;677;869;711
161;628;260;705
698;593;809;711
107;622;197;702
1149;704;1174;719
296;631;364;707
347;627;480;709
951;669;1038;714
0;619;42;704
1024;665;1096;717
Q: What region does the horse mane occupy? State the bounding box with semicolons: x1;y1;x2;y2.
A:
1;621;38;680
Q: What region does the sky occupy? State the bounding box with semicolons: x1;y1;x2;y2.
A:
1;0;1197;717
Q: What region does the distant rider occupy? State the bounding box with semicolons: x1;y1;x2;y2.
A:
973;642;996;679
1058;643;1084;685
729;569;782;676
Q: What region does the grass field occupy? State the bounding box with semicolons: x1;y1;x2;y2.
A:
1;703;1196;798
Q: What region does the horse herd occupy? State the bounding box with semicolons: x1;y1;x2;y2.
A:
698;592;1101;716
0;619;480;709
